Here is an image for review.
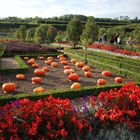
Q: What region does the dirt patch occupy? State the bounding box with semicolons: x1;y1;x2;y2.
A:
0;57;132;95
1;57;19;69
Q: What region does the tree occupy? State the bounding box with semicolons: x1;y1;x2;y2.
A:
47;26;57;43
67;17;83;48
132;25;140;42
34;25;48;44
0;42;6;68
80;16;98;64
14;25;26;41
55;32;64;51
26;28;36;42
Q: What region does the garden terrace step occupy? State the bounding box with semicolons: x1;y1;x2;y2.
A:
66;49;140;73
65;51;140;82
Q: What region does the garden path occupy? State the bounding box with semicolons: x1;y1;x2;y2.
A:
1;57;19;68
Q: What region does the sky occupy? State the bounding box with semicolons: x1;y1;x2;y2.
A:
0;0;140;19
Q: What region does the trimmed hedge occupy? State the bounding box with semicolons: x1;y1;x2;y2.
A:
0;83;129;106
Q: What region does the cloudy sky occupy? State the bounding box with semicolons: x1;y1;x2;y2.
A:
0;0;140;18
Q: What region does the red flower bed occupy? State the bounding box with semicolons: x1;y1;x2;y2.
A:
0;96;90;140
94;82;140;130
88;43;140;56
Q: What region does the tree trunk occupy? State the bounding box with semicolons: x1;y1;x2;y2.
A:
84;46;88;64
59;43;61;52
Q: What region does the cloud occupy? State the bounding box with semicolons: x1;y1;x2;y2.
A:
0;0;139;18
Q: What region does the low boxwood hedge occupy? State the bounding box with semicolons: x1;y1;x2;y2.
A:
0;83;128;106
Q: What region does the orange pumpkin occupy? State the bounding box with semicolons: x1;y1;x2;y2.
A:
33;87;45;93
102;71;112;77
82;66;91;71
64;69;75;75
75;62;84;67
47;56;54;61
28;58;35;65
32;77;42;84
38;56;45;60
71;59;77;64
97;79;106;86
57;54;64;59
32;63;40;68
64;65;71;69
115;77;123;83
61;60;68;65
34;68;45;76
45;60;52;65
71;82;81;89
51;62;58;67
68;73;79;81
42;67;49;72
59;57;67;61
23;57;29;60
84;71;92;77
2;82;16;92
16;74;26;80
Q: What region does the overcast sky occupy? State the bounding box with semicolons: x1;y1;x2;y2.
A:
0;0;140;18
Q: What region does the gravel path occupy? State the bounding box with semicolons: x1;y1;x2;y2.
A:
1;57;19;68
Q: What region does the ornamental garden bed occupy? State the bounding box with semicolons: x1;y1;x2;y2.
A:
0;54;131;95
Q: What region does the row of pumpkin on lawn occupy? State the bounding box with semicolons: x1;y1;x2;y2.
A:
1;54;123;93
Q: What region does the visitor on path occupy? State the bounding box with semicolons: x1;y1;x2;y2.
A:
102;33;107;43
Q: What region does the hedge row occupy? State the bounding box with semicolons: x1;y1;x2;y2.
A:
65;50;140;81
0;83;130;106
79;50;140;73
0;53;62;73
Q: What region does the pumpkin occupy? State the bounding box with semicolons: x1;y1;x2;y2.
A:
82;66;91;71
38;56;45;60
32;77;42;84
51;62;58;67
84;71;92;77
115;77;123;83
61;60;68;65
75;62;84;67
27;58;35;65
71;59;77;64
16;74;26;80
64;69;75;75
33;87;45;93
97;79;106;86
45;60;52;65
23;57;29;60
57;54;64;59
102;70;112;77
64;65;71;69
2;82;16;92
47;56;54;61
42;67;49;72
59;57;67;61
71;82;81;89
68;73;79;81
32;63;40;68
34;68;45;76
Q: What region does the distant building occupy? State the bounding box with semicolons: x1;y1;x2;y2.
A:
119;16;130;21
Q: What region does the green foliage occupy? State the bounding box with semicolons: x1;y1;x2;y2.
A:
14;25;27;41
47;26;57;43
34;24;48;44
99;28;106;36
80;16;98;64
67;17;83;47
132;25;140;42
0;42;6;58
81;16;99;46
26;28;36;42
